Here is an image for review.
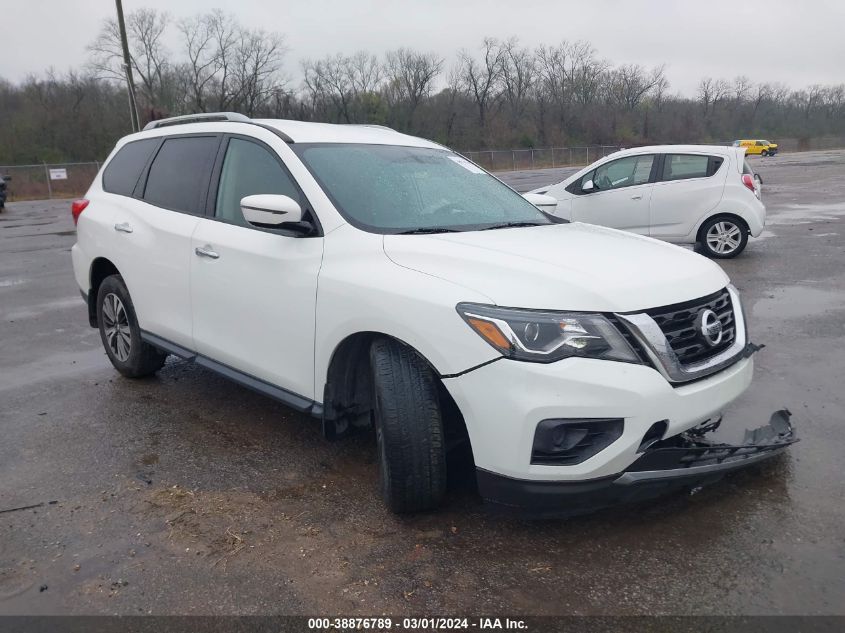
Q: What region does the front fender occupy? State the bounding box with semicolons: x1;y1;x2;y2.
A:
314;227;499;393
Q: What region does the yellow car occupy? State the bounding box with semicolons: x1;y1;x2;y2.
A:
734;139;778;156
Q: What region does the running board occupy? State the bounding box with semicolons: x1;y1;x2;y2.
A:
140;331;323;418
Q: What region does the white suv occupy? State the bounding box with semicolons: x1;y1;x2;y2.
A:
71;114;794;515
529;145;766;258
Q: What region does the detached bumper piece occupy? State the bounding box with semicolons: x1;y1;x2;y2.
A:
477;409;797;518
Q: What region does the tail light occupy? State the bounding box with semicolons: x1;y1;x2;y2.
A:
741;174;756;193
71;199;89;225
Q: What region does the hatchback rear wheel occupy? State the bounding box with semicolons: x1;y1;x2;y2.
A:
699;216;749;259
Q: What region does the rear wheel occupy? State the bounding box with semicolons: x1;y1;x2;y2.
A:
369;338;446;513
698;216;749;259
96;275;167;378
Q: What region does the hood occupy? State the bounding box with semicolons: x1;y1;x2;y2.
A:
383;223;729;313
529;170;583;197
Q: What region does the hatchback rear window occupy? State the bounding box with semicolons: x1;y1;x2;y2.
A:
143;136;218;214
102;139;159;196
661;154;723;181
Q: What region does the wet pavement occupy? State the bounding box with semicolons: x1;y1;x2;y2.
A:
1;150;844;615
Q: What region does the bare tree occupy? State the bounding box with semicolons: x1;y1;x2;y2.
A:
348;51;383;95
232;28;287;116
568;41;607;107
607;64;666;111
384;48;443;129
178;14;217;112
457;38;506;132
88;9;171;110
302;54;354;122
500;38;535;125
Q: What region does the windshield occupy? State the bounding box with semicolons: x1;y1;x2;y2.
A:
292;143;552;233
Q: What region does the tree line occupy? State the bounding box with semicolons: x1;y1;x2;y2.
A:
1;7;844;164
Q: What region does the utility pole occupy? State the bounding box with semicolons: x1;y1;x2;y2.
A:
115;0;140;132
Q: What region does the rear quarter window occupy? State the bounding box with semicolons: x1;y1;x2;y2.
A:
102;139;159;196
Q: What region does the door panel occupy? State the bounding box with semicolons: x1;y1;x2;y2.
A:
190;221;323;398
571;185;653;233
649;154;726;239
110;198;200;347
190;135;323;399
109;135;218;348
570;154;656;234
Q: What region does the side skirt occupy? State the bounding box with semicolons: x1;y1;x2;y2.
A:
140;330;323;419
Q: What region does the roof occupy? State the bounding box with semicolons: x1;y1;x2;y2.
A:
614;144;737;156
254;119;442;147
126;112;442;149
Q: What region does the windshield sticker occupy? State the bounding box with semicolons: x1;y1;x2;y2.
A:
448;156;485;174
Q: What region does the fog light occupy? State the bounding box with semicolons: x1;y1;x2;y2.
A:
531;418;624;465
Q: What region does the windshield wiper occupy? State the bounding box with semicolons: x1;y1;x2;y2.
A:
479;221;547;231
395;227;462;235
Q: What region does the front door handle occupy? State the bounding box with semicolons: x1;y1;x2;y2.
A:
194;245;220;260
114;222;133;233
631;195;643;200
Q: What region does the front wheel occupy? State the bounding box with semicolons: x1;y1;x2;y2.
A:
760;150;768;157
698;216;749;259
369;338;446;513
96;275;167;378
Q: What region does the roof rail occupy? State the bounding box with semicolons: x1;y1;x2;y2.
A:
143;112;251;131
345;123;396;132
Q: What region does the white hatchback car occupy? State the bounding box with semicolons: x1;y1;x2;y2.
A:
529;145;766;258
71;114;794;515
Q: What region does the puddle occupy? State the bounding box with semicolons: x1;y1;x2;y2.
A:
140;454;159;466
752;285;845;320
766;202;845;226
1;296;82;320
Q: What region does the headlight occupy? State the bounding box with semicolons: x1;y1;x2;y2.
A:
456;303;640;364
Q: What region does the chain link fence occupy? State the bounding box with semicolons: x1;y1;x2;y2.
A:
0;162;101;202
2;136;844;201
461;146;622;172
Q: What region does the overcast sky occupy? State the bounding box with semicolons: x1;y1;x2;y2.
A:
3;0;843;96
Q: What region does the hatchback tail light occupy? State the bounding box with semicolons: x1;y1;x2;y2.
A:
71;199;89;225
741;174;756;193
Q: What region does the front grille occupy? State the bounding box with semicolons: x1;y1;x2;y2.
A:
645;289;736;365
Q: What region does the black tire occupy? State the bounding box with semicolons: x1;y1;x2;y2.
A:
697;215;749;259
369;338;446;513
760;150;768;157
96;275;167;378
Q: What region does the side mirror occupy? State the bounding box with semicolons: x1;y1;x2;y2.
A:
522;193;558;213
240;194;303;228
581;179;595;192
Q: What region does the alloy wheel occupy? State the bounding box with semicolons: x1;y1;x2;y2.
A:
706;221;743;255
102;293;131;362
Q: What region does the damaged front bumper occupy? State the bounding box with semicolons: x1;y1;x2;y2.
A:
477;409;797;517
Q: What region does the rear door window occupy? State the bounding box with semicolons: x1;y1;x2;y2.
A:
143;136;219;214
661;154;712;181
102;139;159;196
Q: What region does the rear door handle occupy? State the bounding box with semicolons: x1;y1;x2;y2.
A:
194;245;219;260
114;222;133;233
631;195;643;200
